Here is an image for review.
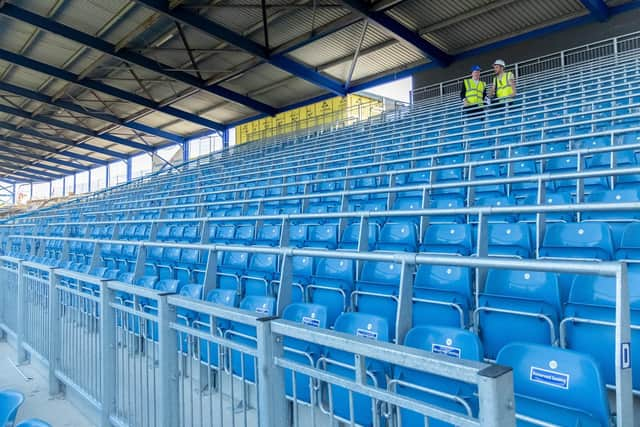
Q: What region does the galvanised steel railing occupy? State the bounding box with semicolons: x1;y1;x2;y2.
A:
0;243;634;426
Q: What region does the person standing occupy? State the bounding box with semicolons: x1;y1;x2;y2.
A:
489;59;516;109
460;65;487;118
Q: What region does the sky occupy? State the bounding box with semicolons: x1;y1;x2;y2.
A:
363;77;412;103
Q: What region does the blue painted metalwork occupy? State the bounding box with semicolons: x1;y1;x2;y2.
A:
0;165;62;181
0;144;87;171
0;104;153;153
0;48;226;132
222;129;230;149
126;159;132;182
130;0;346;96
0;134;108;166
0;152;71;176
0;121;126;160
0;81;184;143
0;4;277;116
580;0;609;21
338;0;451;66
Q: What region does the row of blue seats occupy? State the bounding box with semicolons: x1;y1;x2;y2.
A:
181;294;613;427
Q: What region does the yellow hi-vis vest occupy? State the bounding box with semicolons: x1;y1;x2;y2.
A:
464;79;486;105
494;71;514;99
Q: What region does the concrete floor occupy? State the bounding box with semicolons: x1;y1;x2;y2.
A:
0;341;94;426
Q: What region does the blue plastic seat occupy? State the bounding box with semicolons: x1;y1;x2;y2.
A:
319;313;389;427
583;189;640;221
354;261;402;341
496;343;611;427
196;289;239;367
472;164;506;197
217;251;249;292
254;224;281;246
282;303;328;403
615;223;640;260
562;271;640;390
487;223;533;258
227;296;276;382
391;197;423;223
473;196;518;223
421;224;473;255
429;197;466;224
0;390;24;427
393;326;482;427
539;222;614;261
305;224;338;249
518;192;574;222
375;222;418;252
16;419;52;427
476;269;562;359
413;265;472;327
338;222;378;250
308;258;355;326
242;253;279;296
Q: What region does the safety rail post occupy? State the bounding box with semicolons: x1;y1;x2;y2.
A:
157;293;179;427
99;280;116;427
477;364;516;426
48;268;62;396
15;260;28;364
255;316;289;427
614;262;633;427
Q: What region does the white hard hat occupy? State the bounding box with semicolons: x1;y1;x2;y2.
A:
493;59;506;67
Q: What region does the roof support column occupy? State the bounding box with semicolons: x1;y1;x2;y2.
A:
126;158;132;182
183;140;189;164
222;129;230;149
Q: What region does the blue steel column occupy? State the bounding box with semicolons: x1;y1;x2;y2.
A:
106;165;111;188
183;140;189;163
222;129;230;149
11;184;15;204
126;158;133;182
88;169;92;193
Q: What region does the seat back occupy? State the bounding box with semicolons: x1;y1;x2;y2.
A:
540;222;614;260
359;261;401;286
496;343;610;427
376;222;418;252
487;223;532;257
282;303;328;329
422;224;473;255
485;269;561;310
334;312;390;343
0;390;24;427
404;325;482;361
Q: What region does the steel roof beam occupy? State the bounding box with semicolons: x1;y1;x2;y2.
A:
0;104;154;152
0;152;72;175
131;0;347;96
0;121;126;160
0;144;88;171
579;0;609;21
0;165;63;181
0;47;225;132
0;134;107;166
0;81;184;143
0;3;277;116
338;0;452;66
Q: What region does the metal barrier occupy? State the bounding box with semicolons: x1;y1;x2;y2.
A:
411;30;640;102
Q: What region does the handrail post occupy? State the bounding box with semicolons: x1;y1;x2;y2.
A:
15;260;28;364
157;293;180;427
48;268;62;396
615;262;633;427
255;317;289;427
99;280;116;427
477;364;516;426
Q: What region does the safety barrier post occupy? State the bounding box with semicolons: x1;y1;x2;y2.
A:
99;281;116;427
615;262;633;427
48;268;62;396
255;317;289;427
157;293;179;427
477;364;516;426
15;260;28;364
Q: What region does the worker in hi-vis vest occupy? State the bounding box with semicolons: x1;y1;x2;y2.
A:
489;59;516;109
460;65;487;118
